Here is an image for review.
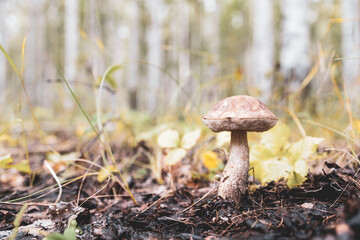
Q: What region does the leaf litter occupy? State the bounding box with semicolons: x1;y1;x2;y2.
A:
0;144;359;240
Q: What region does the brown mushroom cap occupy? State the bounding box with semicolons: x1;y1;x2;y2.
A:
202;95;278;132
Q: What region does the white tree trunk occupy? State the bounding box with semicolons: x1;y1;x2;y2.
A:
126;0;140;110
145;0;166;113
341;0;360;102
252;0;274;103
105;0;127;112
280;0;310;93
168;0;191;108
64;0;79;109
24;0;46;106
0;1;7;106
202;0;220;104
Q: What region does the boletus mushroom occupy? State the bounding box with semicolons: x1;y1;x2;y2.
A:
202;95;277;206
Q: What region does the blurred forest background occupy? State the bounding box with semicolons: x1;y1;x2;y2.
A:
0;0;360;133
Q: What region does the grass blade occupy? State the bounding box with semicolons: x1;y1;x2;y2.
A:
0;43;21;78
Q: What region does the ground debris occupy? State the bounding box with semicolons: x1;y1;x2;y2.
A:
1;162;358;239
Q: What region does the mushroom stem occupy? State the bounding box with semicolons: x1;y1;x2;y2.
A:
218;130;249;206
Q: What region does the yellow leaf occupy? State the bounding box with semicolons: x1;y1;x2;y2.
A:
95;38;105;51
294;159;308;177
79;29;89;41
260;123;291;152
250;144;276;163
97;165;116;183
165;148;186;166
0;154;13;166
157;129;179;148
12;160;31;173
215;132;231;147
0;155;30;173
288;137;324;164
287;171;307;189
354;119;360;133
181;129;201;150
202;151;222;170
234;65;243;81
0;134;17;146
253;157;293;184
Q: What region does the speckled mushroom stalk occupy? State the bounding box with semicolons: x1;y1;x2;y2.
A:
218;130;249;205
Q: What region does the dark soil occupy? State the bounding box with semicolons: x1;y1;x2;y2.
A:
0;141;359;239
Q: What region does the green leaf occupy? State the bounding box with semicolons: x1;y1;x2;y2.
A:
287;171;307;189
157;129;179;148
164;148;186;166
45;220;77;240
181;129;201;149
0;44;21;78
100;64;122;89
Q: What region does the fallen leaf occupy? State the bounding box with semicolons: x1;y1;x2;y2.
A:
165;148;186;166
157;129;179;148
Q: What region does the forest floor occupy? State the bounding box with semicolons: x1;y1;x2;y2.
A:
0;138;359;240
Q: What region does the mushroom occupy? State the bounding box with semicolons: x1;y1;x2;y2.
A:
202;95;277;206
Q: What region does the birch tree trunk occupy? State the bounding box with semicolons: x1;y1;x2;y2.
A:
252;0;274;103
168;0;191;110
24;0;47;106
126;0;140;110
0;1;7;106
64;0;79;109
341;0;360;103
202;0;220;103
145;0;166;113
88;0;105;76
280;0;310;94
105;0;127;112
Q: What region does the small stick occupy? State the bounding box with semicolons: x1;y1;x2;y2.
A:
177;185;217;214
141;190;174;213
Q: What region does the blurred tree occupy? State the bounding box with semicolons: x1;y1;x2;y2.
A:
280;0;311;95
104;0;127;111
252;0;274;103
64;0;79;109
145;0;166;113
341;0;360;103
24;0;47;106
126;0;140;110
87;0;105;76
202;0;220;103
168;0;191;110
0;0;7;106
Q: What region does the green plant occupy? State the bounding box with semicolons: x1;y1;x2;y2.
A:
0;154;31;173
44;220;78;240
157;128;201;166
250;123;324;188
